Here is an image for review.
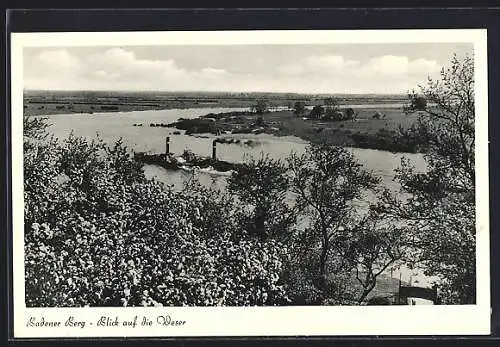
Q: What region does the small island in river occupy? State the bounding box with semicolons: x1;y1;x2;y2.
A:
163;107;422;154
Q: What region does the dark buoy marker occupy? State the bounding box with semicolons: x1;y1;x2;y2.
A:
165;136;170;155
212;140;217;160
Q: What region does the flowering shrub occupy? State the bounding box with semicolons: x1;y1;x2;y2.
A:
24;120;290;307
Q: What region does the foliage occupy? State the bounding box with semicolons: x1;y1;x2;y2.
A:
323;97;338;107
255;115;265;127
24;116;51;140
253;99;269;115
350;128;420;153
366;296;391;305
228;154;295;241
348;214;408;303
413;96;427;110
24;119;290;307
168;118;219;135
378;54;476;304
24;55;477;307
287;144;382;303
345;108;356;120
309;105;324;119
293;101;306;115
323;109;345;121
309;103;347;122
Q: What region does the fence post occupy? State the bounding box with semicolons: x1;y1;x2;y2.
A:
397;273;402;305
212;140;217;160
166;136;170;155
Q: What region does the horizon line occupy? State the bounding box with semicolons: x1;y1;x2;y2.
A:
23;89;408;96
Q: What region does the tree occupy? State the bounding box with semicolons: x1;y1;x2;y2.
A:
348;214;408;303
24;115;50;139
413;95;427;110
228;154;295;241
324;109;345;121
24;119;291;307
287;144;380;298
252;99;269;127
309;105;324;119
293;101;306;115
254;99;268;115
255;115;265;127
324;96;338;108
345;108;356;121
379;54;476;304
321;97;342;121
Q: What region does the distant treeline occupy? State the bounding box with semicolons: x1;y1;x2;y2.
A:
350;128;421;153
27;101;163;107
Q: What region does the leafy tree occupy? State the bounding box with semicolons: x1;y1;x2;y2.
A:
324;96;338;108
254;99;269;115
345;108;356;121
251;99;268;127
324;109;345;121
24;120;291;307
309;105;324;119
348;214;408;303
181;179;245;240
24;115;50;140
378;54;476;304
323;97;341;117
293;101;306;115
228;154;295;241
255;115;265;127
287;144;380;298
413;95;427;110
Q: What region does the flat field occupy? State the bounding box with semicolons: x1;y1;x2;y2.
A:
23;90;407;116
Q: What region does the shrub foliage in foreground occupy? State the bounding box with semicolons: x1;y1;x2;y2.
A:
24;126;289;307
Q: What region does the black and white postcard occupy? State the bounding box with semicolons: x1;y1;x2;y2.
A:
10;29;490;337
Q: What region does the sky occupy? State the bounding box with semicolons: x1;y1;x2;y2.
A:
23;43;473;94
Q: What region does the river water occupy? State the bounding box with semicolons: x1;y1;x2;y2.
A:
40;107;432;288
41;107;426;190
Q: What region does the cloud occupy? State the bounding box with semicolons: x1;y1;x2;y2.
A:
281;54;441;92
197;67;230;78
24;48;444;94
25;48;234;91
35;49;82;70
305;55;359;72
297;54;439;79
277;63;304;76
362;55;440;77
407;58;440;74
87;48;185;81
365;55;411;75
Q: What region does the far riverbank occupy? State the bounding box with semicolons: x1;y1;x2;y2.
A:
159;108;422;153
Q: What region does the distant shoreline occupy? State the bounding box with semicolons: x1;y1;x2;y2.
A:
23;90;420;153
154;108;421;154
23;90;407;117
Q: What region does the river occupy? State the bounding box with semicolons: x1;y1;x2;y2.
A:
39;107;431;288
40;107;426;191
